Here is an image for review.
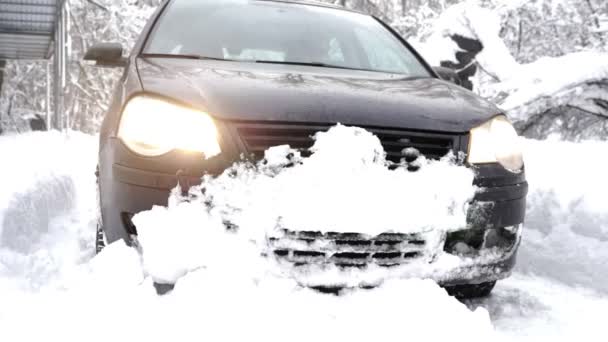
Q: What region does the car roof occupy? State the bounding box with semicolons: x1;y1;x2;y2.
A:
254;0;368;16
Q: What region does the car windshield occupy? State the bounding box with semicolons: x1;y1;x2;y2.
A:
144;0;431;77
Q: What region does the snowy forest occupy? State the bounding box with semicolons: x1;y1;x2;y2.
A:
0;0;607;138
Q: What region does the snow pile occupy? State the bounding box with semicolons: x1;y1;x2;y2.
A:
3;251;496;342
2;130;608;341
133;124;477;284
0;129;497;342
517;138;608;293
0;131;97;291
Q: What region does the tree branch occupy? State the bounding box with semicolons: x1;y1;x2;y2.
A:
565;104;608;119
86;0;109;12
474;60;501;82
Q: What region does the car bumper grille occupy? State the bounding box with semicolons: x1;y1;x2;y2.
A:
269;230;429;268
231;122;461;162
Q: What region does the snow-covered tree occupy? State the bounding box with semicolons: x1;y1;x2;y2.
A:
409;1;608;141
0;0;160;134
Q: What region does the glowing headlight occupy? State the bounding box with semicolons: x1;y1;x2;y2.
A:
118;96;221;158
467;115;523;172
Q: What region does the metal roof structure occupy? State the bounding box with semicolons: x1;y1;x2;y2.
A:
0;0;66;60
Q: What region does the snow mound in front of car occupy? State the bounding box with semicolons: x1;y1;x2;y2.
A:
133;124;476;284
4;244;497;342
5;130;608;341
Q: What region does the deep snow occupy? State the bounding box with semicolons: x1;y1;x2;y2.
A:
0;132;98;293
0;130;607;341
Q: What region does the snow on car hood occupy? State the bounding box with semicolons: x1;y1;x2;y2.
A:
136;57;500;133
132;125;476;284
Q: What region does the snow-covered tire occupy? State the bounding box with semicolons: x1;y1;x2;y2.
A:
444;281;496;299
95;166;107;254
95;223;106;254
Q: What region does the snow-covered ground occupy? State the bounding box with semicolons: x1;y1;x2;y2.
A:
0;130;607;341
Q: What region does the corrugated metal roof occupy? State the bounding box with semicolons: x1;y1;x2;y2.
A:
0;0;65;59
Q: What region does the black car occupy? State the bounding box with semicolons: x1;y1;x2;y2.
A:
87;0;527;298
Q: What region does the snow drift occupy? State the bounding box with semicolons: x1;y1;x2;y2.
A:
1;130;607;341
0;131;97;292
0;129;498;342
518;139;608;293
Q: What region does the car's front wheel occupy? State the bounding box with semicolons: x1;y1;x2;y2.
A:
445;281;496;299
95;223;106;254
95;167;107;254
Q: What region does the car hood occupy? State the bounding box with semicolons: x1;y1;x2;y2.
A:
136;58;501;133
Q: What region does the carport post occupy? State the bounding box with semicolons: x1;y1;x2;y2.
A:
52;2;67;131
52;13;61;130
63;1;70;132
46;61;51;131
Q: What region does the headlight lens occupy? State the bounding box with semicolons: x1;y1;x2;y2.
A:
118;96;221;158
467;115;523;172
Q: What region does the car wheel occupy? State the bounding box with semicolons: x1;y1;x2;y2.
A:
95;166;106;254
95;222;106;254
444;281;496;299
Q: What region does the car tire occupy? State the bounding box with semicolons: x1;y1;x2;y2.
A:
444;281;496;299
95;222;106;254
95;166;106;254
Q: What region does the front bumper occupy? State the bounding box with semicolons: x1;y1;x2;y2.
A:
273;225;522;289
437;163;527;285
435;224;522;286
99;137;527;286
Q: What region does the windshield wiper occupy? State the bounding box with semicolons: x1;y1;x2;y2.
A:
139;55;422;78
253;60;378;73
140;53;232;61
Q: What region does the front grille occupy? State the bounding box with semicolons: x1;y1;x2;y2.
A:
269;230;428;268
232;122;459;162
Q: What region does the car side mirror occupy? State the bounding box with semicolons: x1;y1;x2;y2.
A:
84;43;127;67
432;66;465;88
